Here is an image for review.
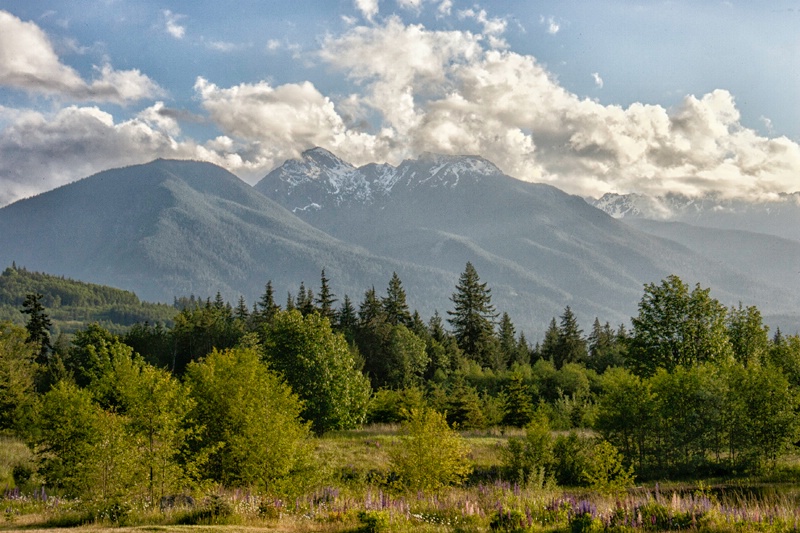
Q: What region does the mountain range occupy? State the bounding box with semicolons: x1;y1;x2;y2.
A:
1;150;798;338
591;192;800;243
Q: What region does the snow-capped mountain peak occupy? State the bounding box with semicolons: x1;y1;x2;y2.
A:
255;148;507;210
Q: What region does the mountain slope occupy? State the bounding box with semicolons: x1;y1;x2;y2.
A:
256;149;800;333
591;192;800;243
0;159;454;312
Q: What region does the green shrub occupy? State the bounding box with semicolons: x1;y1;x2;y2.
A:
553;432;592;486
503;413;554;484
389;408;472;493
358;510;390;533
582;440;635;494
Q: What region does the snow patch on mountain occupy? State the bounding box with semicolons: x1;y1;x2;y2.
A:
256;147;505;210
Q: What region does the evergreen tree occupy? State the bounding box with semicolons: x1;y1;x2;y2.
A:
257;281;280;323
358;286;383;327
446;379;487;429
315;269;337;321
428;311;462;375
586;320;625;372
447;262;498;366
382;272;412;327
539;317;560;363
502;373;535;427
21;292;52;365
285;291;296;312
336;294;358;340
497;312;517;370
514;332;532;366
234;296;249;322
295;282;316;316
553;306;586;369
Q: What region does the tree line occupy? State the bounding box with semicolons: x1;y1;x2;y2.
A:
2;263;800;504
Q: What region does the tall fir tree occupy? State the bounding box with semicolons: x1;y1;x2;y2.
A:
382;272;412;327
539;317;560;363
514;332;531;366
447;262;498;367
315;269;337;322
257;281;280;323
295;282;316;316
336;294;358;341
497;312;517;370
358;287;384;327
502;373;535;427
234;296;249;322
553;306;587;369
22;292;52;365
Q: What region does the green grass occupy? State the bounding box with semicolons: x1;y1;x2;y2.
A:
0;434;34;489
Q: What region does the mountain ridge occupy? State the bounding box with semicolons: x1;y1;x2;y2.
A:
2;154;799;338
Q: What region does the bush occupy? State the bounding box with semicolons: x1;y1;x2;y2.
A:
583;440;635;494
553;432;593;486
389;408;472;493
503;413;554;485
358;510;390;533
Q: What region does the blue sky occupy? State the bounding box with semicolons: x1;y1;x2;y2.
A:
0;0;798;206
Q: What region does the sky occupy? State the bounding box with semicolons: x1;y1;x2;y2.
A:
0;0;798;207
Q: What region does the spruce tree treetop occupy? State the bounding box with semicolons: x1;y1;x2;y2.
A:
554;306;587;369
382;272;412;327
257;281;280;323
358;286;384;327
22;292;52;365
315;269;337;322
447;262;498;366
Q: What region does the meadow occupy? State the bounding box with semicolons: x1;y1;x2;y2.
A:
4;427;800;533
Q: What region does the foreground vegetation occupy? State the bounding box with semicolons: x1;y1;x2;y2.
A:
4;426;800;532
2;262;800;531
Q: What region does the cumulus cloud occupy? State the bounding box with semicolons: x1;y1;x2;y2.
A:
592;72;603;88
315;18;800;199
0;10;162;103
0;104;283;206
354;0;379;21
3;12;800;206
163;10;186;39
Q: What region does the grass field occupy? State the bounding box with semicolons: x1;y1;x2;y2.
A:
4;427;800;532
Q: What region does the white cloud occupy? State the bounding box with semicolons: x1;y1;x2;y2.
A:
541;15;560;35
3;12;800;206
397;0;423;13
592;72;603;88
354;0;379;21
207;40;239;52
0;10;162;104
316;19;800;200
459;7;508;46
163;9;186;39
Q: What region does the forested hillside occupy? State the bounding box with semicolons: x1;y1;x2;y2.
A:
0;265;176;334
